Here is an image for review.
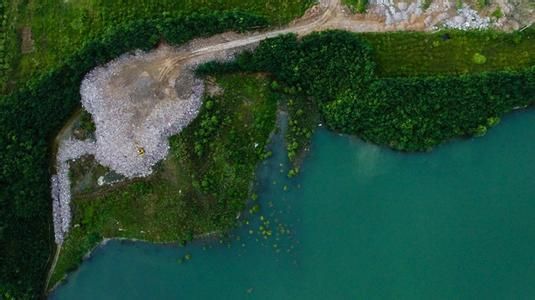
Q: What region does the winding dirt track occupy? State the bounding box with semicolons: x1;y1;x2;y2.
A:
156;0;388;83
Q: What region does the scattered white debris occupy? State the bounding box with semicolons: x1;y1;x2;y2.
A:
367;0;499;30
443;6;491;29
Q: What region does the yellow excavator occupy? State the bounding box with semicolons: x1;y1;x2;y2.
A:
137;147;145;156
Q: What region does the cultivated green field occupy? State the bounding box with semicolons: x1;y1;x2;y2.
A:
2;0;313;92
361;29;535;76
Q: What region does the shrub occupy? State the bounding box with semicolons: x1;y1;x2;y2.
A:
472;52;487;64
491;8;504;19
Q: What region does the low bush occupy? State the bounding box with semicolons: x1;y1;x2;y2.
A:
472;52;487;64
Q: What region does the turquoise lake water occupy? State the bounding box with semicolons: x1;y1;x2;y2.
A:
51;110;535;299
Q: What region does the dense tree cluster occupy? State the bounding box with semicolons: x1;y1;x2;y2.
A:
323;70;535;150
0;12;267;299
201;30;534;153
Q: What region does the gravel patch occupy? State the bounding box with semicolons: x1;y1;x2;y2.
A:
367;0;499;30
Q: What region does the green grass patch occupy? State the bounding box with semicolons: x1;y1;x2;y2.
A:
359;29;534;76
49;73;277;289
343;0;368;13
477;0;489;9
422;0;433;10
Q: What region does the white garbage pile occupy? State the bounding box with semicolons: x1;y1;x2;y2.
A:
51;41;255;244
370;0;425;25
80;51;204;178
443;6;491;29
52;139;96;244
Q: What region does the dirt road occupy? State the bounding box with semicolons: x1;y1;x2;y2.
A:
157;0;380;82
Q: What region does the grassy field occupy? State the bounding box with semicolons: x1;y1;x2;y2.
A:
2;0;313;93
360;29;535;77
49;73;278;288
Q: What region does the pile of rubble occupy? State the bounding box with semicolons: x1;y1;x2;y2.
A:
442;6;491;29
367;0;495;30
81;50;204;178
371;0;425;25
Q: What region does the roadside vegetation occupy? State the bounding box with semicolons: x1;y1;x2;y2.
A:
202;30;534;159
49;73;277;289
343;0;369;13
0;12;270;300
0;0;313;94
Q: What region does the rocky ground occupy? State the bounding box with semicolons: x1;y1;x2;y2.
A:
362;0;533;31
